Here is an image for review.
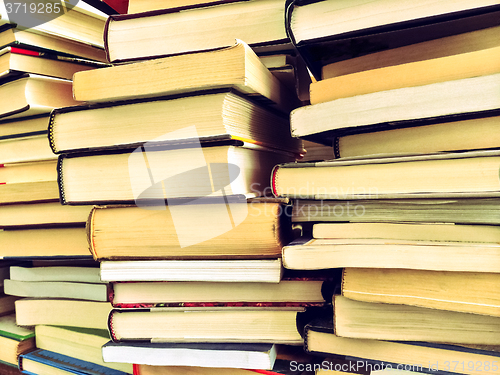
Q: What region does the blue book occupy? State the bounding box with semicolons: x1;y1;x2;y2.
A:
19;349;131;375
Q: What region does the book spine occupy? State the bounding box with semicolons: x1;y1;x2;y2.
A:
47;110;59;154
87;206;100;261
103;15;114;63
56;155;67;205
271;165;280;197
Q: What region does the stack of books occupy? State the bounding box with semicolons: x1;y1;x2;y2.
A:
271;0;500;374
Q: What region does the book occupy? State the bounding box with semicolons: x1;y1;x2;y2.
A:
0;46;105;81
72;40;299;113
35;325;133;373
0;134;56;164
286;0;500;80
0;227;91;258
104;0;290;63
18;349;131;375
108;306;310;344
311;222;500;243
100;259;284;283
341;268;500;317
305;318;500;375
309;46;500;105
126;0;249;14
272;150;500;200
281;237;500;272
320;25;500;80
0;294;18;316
0;160;57;184
88;202;291;260
0;314;34;366
290;73;500;143
0;115;48;139
0;202;92;227
9;265;101;283
333;296;500;345
110;279;328;307
102;342;277;369
0;24;107;61
15;299;112;330
49;90;302;155
59;144;294;204
132;363;316;375
332;115;500;159
0;74;79;120
291;197;500;225
0;0;108;48
0;361;22;375
4;279;109;301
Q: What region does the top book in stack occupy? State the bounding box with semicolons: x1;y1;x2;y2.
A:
103;0;291;63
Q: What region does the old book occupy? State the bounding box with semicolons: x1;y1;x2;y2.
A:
4;279;108;301
291;197;500;225
310;46;500;104
290;73;500;143
341;268;500;317
0;202;92;227
110;279;327;307
0;46;104;81
0;25;106;61
102;342;277;369
72;41;299;113
104;0;290;63
0;314;35;366
0;74;78;120
15;299;112;330
305;318;500;375
281;236;500;272
88;202;291;260
49;90;302;155
59;144;295;204
18;349;130;375
108;306;308;344
333;296;500;345
0;227;91;258
272;150;500;200
333;115;500;159
0;295;18;316
35;325;133;373
100;259;284;283
286;0;500;79
311;222;500;243
320;25;500;79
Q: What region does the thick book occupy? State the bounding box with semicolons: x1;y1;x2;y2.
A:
272;150;500;200
0;314;35;366
333;296;500;345
104;0;291;63
59;143;295;205
35;325;133;373
285;0;500;80
18;349;131;375
102;342;277;369
72;40;300;113
291;197;500;225
49;90;302;155
0;24;107;62
290;72;500;144
107;306;317;344
88;202;291;260
0;227;91;259
332;114;500;159
0;46;105;81
110;278;331;307
341;268;500;317
0;74;79;120
4;279;108;301
100;259;284;283
281;236;500;272
15;299;112;330
305;317;500;375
